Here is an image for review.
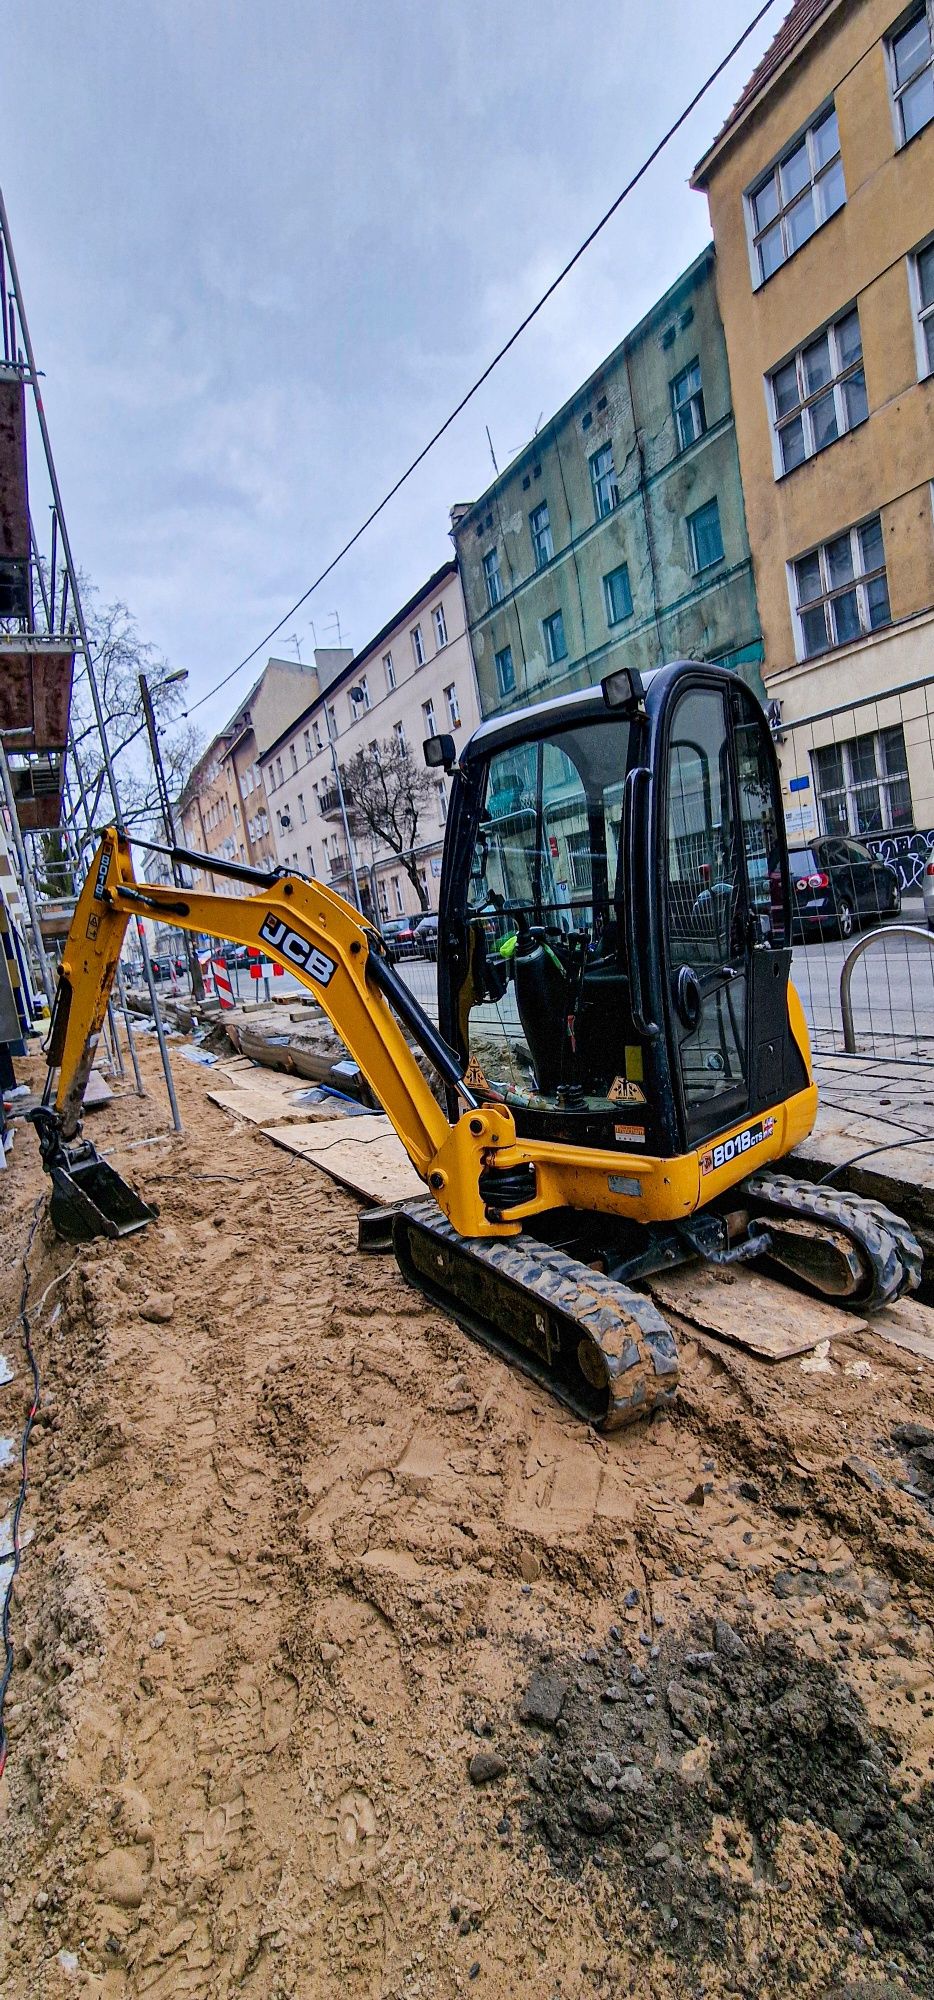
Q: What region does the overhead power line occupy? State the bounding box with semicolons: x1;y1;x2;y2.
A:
190;0;778;718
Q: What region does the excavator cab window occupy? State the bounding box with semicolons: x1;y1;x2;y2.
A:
461;717;631;1113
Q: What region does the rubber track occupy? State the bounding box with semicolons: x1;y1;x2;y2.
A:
745;1171;923;1313
393;1197;679;1431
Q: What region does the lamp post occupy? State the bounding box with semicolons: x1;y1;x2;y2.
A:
330;692;365;914
138;669;205;1001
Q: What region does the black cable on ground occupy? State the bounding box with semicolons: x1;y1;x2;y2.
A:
0;1199;44;1781
817;1132;933;1184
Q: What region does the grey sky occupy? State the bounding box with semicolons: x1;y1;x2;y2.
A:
4;1;779;737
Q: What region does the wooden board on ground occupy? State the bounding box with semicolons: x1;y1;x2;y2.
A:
262;1114;424;1203
648;1266;865;1358
868;1295;934;1364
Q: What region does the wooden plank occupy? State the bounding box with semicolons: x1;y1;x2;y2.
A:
647;1266;864;1359
261;1115;424;1204
867;1296;934;1365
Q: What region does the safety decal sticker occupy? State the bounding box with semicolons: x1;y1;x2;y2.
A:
259;913;336;986
608;1075;646;1105
92;851;111;901
462;1054;491;1092
700;1115;775;1176
614;1124;646;1146
85;912;101;940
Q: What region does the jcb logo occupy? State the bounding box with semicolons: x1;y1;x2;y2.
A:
259;913;336;987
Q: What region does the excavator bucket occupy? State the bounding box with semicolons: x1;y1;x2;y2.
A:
30;1109;157;1242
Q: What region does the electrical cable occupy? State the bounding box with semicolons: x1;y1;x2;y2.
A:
188;0;779;719
817;1131;934;1184
0;1200;44;1781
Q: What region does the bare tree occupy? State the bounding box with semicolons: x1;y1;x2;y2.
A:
67;584;202;837
339;738;435;911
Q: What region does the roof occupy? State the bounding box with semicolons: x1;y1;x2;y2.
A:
693;0;840;184
259;558;458;763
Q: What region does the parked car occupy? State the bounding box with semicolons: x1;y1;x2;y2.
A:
380;916;419;962
413;912;440;960
149;955;184;981
923;843;934;931
222;944;253;968
789;837;900;941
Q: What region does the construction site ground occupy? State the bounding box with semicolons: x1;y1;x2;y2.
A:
1;1034;933;2000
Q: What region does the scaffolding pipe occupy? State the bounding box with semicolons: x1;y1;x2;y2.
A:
0;735;56;1011
1;183;180;1131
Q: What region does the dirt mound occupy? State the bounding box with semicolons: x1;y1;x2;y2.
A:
499;1618;933;1988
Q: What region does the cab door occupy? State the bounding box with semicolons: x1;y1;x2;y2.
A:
663;682;749;1145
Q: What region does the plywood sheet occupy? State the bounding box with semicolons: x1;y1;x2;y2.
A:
648;1266;864;1359
261;1115;424;1204
868;1296;934;1365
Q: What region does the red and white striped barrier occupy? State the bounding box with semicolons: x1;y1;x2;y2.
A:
212;958;234;1009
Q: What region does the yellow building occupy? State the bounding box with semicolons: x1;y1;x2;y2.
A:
693;0;934;887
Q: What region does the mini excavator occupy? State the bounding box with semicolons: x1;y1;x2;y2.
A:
32;662;922;1429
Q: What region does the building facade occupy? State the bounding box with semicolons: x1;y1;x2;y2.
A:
178;652;349;894
452;247;764;720
258;562;480;920
693;0;934;881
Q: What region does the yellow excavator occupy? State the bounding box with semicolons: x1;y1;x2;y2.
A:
32;662;922;1429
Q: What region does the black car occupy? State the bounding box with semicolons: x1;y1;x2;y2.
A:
413;912;440;960
379;916;419;962
789;836;900;941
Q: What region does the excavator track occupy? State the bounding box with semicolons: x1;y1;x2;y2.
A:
391;1198;679;1431
745;1172;923;1313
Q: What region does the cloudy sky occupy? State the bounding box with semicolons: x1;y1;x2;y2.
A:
4;0;780;739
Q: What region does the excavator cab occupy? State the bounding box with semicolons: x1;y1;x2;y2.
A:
437;662;809;1167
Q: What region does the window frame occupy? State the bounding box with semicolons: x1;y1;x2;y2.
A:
494;644;516;697
383;650;396;691
790;514;892;661
542;609;568;666
393;719;407;752
411;623;425;667
529;500;554;569
670;359;706;451
887;2;934;147
589;442;619;520
603;563;633;627
767;305;868;477
444;681;460;728
687;497;724;574
745;102;846;288
433;603;448;649
909;235;934;379
422;697;437;739
483;547;504;608
812;724;913;837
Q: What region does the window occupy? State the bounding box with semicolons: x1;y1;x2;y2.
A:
312;720;322;752
377;881;389;920
671;360;706;449
529;501;553;569
495;645;516;697
326;705;337;741
543;609;568;665
603;563;633;626
483;547;503;607
394;719;407;751
303;730;311;757
411;623;425;667
422;698;437;738
910;240;934;377
590;443;619;519
748;105;846;284
290;744;298;775
792;515;891;658
307;844;314;871
769;308;868;475
444;682;460;728
437;782;448;825
275;757;284;785
383;651;396;691
433;604;448;648
814;726;913;836
889;5;934;144
298;793;307;824
392;875;404;915
688;498;724;572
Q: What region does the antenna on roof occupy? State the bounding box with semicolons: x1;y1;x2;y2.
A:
485;426;499;475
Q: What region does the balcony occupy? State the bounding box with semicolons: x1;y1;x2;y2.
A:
319;785;343;818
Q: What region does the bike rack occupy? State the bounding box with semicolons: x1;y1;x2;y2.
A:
840;924;934;1055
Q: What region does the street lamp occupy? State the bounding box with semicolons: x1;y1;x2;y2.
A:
329;692;365;914
138;668;205;1001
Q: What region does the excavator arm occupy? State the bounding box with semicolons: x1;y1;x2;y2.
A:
36;828;526;1240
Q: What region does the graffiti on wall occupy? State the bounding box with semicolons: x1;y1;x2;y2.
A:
864;830;934;893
